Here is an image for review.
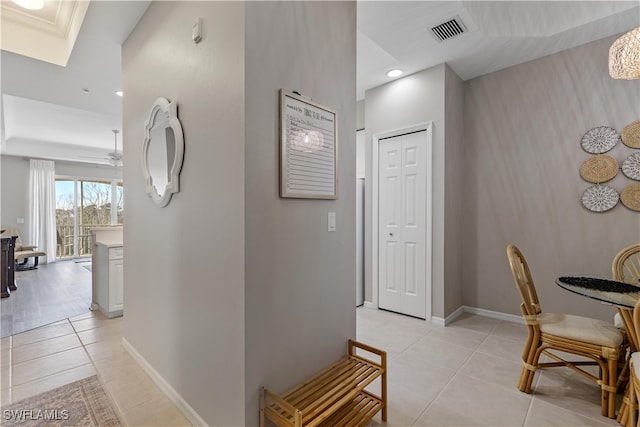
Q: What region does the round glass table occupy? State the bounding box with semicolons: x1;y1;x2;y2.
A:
556;276;640;309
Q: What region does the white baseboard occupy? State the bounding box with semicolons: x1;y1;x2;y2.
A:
462;306;524;324
361;303;521;326
430;316;445;326
122;338;208;427
442;305;466;326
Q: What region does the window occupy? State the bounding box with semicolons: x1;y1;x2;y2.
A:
55;178;123;258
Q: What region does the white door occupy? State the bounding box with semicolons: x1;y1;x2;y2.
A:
378;131;427;318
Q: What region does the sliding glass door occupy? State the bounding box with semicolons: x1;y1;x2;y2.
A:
55;179;123;259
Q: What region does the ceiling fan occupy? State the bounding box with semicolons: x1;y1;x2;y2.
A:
80;129;122;166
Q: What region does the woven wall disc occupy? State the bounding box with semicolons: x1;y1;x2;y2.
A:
622;121;640;149
582;185;619;212
581;126;620;153
623;153;640;180
579;155;619;183
621;183;640;212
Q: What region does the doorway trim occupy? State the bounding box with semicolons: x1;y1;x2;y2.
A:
371;122;433;321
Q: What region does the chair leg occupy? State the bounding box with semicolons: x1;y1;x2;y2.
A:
620;350;631;393
629;378;636;427
603;350;619;419
519;330;540;393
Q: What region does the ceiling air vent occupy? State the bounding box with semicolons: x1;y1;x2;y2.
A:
431;17;466;42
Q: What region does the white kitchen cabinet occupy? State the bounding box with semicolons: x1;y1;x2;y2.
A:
95;243;123;318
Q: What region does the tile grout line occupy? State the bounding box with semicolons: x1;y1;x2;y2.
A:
7;317;95;400
522;394;536;427
69;316;130;426
410;328;493;426
8;335;13;403
10;326;77;349
70;316;101;375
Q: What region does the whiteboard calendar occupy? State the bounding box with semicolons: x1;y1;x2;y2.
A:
280;89;337;199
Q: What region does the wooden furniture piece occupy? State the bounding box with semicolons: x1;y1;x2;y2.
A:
556;275;640;425
3;228;46;271
614;244;640;284
612;244;640;329
1;233;18;298
260;340;386;427
507;245;624;419
95;243;123;318
612;244;640;426
630;351;640;427
1;235;10;298
629;296;640;427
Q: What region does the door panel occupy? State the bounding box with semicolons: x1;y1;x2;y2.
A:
378;131;427;318
385;242;398;292
379;137;402;311
405;242;417;295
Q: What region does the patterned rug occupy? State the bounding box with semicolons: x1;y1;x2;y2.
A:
1;376;121;426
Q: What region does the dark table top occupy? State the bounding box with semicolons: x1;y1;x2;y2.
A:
556;276;640;309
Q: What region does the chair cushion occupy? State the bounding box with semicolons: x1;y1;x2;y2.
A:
538;312;623;348
632;352;640;378
14;250;46;260
614;312;626;330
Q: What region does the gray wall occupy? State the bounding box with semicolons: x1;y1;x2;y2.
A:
122;2;245;425
463;35;640;320
364;64;448;318
444;65;465;316
356;99;364;130
122;1;355;425
244;1;356;425
1;156;29;236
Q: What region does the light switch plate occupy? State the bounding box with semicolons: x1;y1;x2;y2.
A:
192;17;202;44
328;212;336;232
17;218;24;224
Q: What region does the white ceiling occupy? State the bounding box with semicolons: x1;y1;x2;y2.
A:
357;1;640;99
1;1;639;165
0;0;150;164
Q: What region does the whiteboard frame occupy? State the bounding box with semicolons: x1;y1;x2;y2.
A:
279;89;338;199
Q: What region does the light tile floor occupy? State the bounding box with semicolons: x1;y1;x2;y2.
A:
1;310;190;426
359;307;621;427
0;306;625;426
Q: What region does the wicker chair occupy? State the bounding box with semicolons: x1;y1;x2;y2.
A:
613;245;640;329
506;244;624;418
629;296;640;427
614;244;640;286
613;244;640;426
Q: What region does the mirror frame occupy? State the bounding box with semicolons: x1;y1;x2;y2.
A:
142;97;185;207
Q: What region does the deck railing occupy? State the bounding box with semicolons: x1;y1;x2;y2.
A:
56;224;100;259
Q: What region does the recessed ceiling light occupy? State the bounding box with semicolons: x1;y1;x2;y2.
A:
115;91;123;97
386;69;403;78
10;0;44;10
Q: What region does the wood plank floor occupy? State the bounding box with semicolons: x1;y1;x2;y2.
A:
0;260;91;338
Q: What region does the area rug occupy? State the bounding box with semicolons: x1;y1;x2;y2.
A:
1;376;121;426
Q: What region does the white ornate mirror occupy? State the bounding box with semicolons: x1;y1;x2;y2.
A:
142;97;184;207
